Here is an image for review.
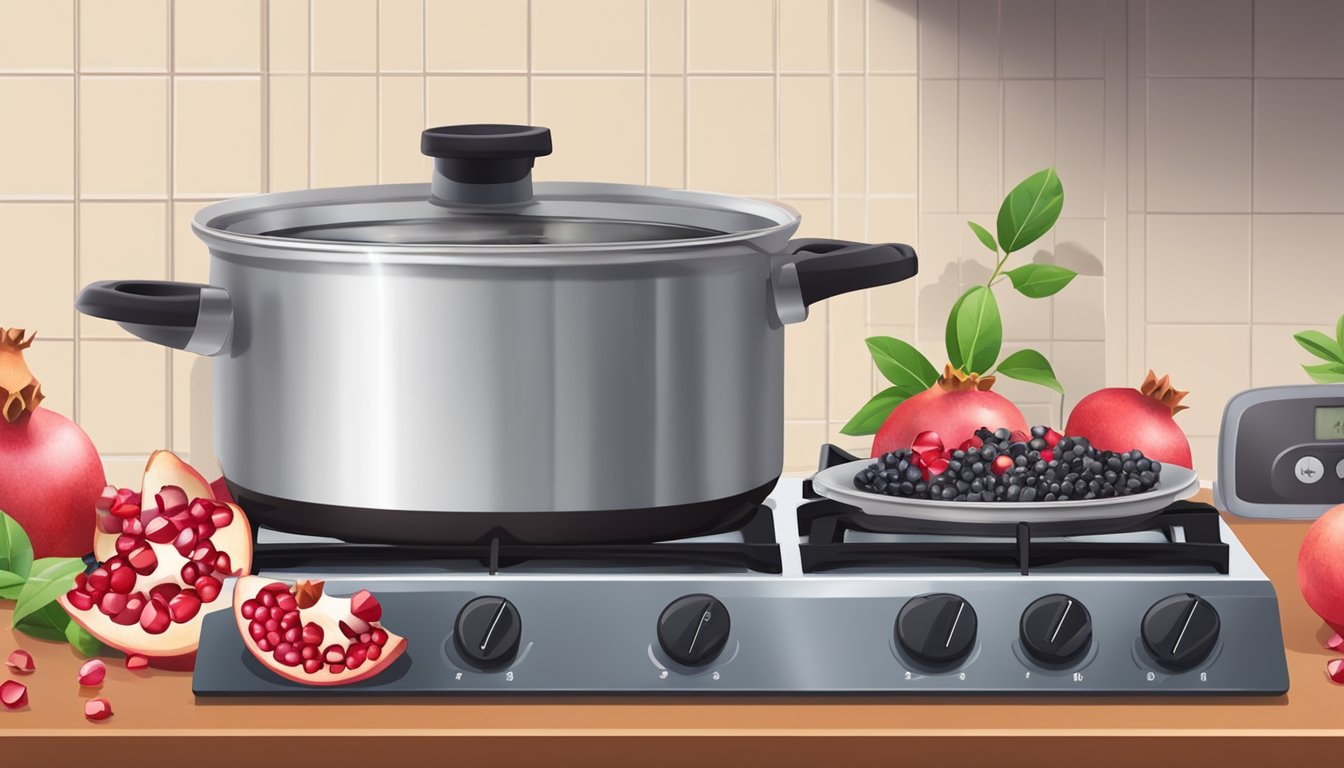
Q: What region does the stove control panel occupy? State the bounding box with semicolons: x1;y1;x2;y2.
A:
195;578;1288;696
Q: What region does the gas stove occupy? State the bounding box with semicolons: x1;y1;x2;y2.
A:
193;452;1290;696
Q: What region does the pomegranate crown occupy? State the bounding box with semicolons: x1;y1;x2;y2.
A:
295;579;325;609
1140;369;1189;415
0;327;43;423
939;363;997;393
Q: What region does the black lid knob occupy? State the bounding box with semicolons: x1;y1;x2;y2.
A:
421;124;552;185
1142;593;1220;671
454;595;522;669
657;594;730;667
1020;594;1092;666
895;593;977;666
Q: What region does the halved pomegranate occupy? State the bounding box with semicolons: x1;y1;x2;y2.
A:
233;577;406;686
57;451;253;669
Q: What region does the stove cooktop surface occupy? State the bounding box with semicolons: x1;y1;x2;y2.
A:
193;473;1290;696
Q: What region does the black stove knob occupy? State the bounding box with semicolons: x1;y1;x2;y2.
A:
454;596;521;669
895;593;977;666
1020;594;1092;666
1142;593;1220;671
657;594;730;667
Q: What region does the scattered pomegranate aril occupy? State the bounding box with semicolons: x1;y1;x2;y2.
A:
991;455;1014;476
83;697;113;721
1328;633;1344;652
1329;659;1344;684
78;659;107;687
6;649;34;674
1040;449;1054;464
125;654;149;671
350;591;382;623
1;680;28;709
1043;428;1062;448
922;457;950;481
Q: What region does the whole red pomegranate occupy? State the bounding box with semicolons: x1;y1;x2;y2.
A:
1065;370;1193;468
0;328;105;557
872;365;1027;457
1299;503;1344;638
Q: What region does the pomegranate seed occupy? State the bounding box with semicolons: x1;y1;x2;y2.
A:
301;644;319;660
78;659;107;687
339;621;359;639
87;567;110;593
275;642;295;659
144;516;178;544
1040;449;1055;464
213;552;232;575
197;520;216;541
199;574;224;604
262;581;290;592
111;502;140;519
276;593;297;612
367;644;382;661
922;457;950;480
249;622;266;640
303;658;322;674
1;680;28;710
991;454;1014;476
125;654;150;670
1329;633;1344;651
126;545;157;575
149;583;181;603
189;498;210;519
282;627;300;644
168;589;202;623
1329;659;1344;684
241;600;258;620
281;650;301;667
172;526;197;556
97;512;122;534
112;593;146;626
210;504;234;528
180;562;199;586
279;613;299;631
99;592;128;616
323;645;345;664
256;638;273;652
121;517;144;536
371;628;388;647
264;619;278;633
114;488;140;507
358;632;371;644
191;542;216;567
1043;428;1063;448
106;559;136;594
115;534;139;555
84;697;113;721
96;485;118;512
265;631;281;648
346;649;366;670
6;649;34;674
912;430;942;454
65;589;95;611
259;591;276;608
156;485;189;516
328;663;346;674
74;571;88;590
253;605;270;623
302;623;324;646
140;597;171;635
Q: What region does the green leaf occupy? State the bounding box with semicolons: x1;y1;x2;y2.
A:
14;600;72;643
0;569;26;599
12;557;86;628
1336;313;1344;354
0;510;34;596
841;387;912;436
1304;362;1344;384
996;168;1065;254
968;221;998;253
64;619;104;657
1294;330;1344;364
994;348;1065;395
947;286;1002;376
1004;263;1078;298
865;337;939;392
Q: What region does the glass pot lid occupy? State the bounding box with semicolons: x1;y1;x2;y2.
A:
195;124;797;250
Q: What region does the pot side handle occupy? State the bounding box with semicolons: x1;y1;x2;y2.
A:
771;239;918;325
75;280;232;357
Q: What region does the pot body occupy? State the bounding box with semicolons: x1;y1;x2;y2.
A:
209;238;789;516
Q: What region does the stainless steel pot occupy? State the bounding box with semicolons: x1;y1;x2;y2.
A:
76;124;917;544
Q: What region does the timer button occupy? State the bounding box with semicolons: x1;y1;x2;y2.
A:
1295;455;1324;484
1335;458;1344;480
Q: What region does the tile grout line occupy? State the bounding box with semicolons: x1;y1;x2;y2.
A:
376;0;382;182
1248;0;1256;384
308;0;314;187
681;0;688;191
165;0;175;451
526;0;533;124
72;0;81;426
825;0;837;434
644;0;650;186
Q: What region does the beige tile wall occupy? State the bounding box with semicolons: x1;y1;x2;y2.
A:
1;0;1338;489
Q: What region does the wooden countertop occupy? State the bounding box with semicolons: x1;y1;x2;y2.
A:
3;490;1342;767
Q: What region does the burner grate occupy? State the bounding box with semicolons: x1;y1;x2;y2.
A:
250;504;783;574
797;498;1230;575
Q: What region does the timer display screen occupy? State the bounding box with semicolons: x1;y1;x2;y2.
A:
1316;406;1344;440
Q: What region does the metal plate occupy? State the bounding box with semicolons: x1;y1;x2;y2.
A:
811;461;1199;530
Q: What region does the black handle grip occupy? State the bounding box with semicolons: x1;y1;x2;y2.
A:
788;238;918;307
421;124;552;185
76;280;205;350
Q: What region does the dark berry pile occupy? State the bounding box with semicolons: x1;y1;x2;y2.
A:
853;426;1163;503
